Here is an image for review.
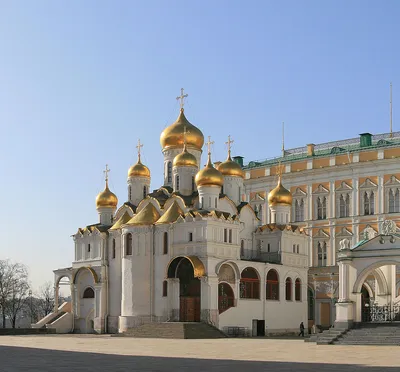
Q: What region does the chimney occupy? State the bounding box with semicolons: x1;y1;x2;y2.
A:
233;156;244;167
359;133;372;148
307;144;315;156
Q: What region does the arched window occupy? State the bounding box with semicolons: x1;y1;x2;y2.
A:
266;269;279;300
295;199;304;222
308;288;314;320
83;287;95;299
129;185;132;201
240;240;244;256
317;241;327;266
317;196;327;220
285;277;292;301
295;278;301;301
192;176;195;191
218;283;234;313
339;194;350;217
163;232;168;254
162;280;168;297
240;267;260;299
176;175;180;191
363;191;375;215
167;162;172;183
112;239;116;259
389;189;400;213
126;233;132;256
143;185;147;198
296;244;300;254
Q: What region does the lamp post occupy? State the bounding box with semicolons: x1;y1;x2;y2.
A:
28;290;32;324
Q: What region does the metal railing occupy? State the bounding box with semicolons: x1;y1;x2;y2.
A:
241;249;281;264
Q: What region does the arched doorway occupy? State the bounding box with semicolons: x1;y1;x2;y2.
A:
167;256;205;322
218;283;234;313
361;285;371;322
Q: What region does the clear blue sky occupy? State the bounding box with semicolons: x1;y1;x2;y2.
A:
1;1;399;291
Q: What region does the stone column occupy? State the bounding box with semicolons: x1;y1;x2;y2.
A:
377;174;384;215
54;284;59;312
168;278;180;321
329;180;335;219
200;276;219;327
352;178;359;216
307;184;313;221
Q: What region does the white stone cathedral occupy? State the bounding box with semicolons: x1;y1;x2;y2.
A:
40;93;309;335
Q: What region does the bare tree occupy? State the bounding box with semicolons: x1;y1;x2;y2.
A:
0;260;30;328
38;281;55;317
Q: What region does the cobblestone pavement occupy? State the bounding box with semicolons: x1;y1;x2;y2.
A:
0;335;399;372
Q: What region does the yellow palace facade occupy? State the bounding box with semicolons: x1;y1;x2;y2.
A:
242;131;400;329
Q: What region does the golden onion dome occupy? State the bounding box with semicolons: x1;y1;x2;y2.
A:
96;180;118;209
160;109;204;151
217;153;244;178
195;153;224;187
128;155;150;178
173;144;198;168
268;177;292;206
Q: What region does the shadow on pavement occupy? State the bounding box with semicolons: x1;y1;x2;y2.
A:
0;345;396;372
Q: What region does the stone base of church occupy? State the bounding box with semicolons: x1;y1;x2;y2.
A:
118;315;171;333
334;301;354;330
107;316;119;333
200;309;219;327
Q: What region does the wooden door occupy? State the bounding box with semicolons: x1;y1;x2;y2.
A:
320;302;331;327
180;297;200;322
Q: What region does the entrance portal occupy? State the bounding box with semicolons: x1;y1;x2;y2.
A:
177;258;200;322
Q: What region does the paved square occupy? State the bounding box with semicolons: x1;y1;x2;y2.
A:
0;335;399;372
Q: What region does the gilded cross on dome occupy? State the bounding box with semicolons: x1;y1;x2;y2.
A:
183;125;190;147
103;164;110;182
226;135;234;157
176;88;188;110
206;136;214;155
136;138;143;159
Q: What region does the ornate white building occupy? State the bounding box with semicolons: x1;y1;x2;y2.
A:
38;95;309;335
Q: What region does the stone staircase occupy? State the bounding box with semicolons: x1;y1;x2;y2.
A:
333;323;400;345
121;322;227;339
306;327;348;345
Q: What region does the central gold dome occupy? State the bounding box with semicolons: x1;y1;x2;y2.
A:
96;181;118;209
173;145;197;168
160;109;204;151
195;154;224;187
128;156;150;178
217;155;244;178
268;177;292;206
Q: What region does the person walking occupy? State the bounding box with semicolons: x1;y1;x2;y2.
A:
299;322;305;337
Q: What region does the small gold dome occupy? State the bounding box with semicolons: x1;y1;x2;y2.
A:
160;109;204;151
128;156;150;178
195;153;224;187
173;145;197;168
268;177;292;206
96;181;118;209
217;155;244;178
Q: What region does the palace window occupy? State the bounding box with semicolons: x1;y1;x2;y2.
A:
285;277;292;301
112;239;116;259
167;162;172;183
295;278;301;301
316;196;327;220
317;241;327;266
162;281;168;297
126;233;133;256
240;267;260;299
163;232;168;254
83;287;95;299
339;193;350;218
266;269;279;300
389;188;400;213
294;199;305;222
363;191;375;215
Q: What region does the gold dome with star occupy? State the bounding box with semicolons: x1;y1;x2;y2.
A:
96;180;118;209
160;109;204;151
173;144;198;168
195;152;224;187
268;176;292;206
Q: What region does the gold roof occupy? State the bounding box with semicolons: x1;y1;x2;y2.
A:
195;152;224;187
156;201;185;224
125;202;160;226
217;155;244;178
268;176;292;206
109;211;131;230
160;109;204;151
128;155;150;178
96;180;118;209
173;144;197;168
